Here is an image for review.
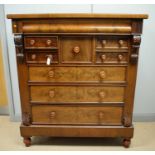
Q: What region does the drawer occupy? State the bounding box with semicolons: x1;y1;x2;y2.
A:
24;36;58;49
32;105;123;125
96;36;129;51
96;52;128;64
26;52;58;64
30;86;125;103
61;36;93;63
29;66;126;83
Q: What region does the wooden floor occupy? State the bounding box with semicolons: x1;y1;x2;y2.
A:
0;116;155;151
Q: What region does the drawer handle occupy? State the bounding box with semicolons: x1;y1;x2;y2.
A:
30;39;35;45
102;40;107;46
118;54;123;61
98;111;104;119
99;91;106;99
99;71;106;79
31;54;36;60
73;46;80;54
101;54;106;61
46;55;53;65
48;70;54;78
119;40;124;47
50;111;56;119
46;40;52;46
49;90;55;98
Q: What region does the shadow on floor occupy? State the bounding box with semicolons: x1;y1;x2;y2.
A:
32;137;123;147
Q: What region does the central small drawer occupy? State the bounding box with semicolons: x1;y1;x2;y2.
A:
30;85;125;103
32;105;123;125
29;66;126;83
60;36;93;63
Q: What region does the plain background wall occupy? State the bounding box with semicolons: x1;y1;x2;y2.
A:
3;4;155;121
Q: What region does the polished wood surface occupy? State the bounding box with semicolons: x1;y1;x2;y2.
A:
32;105;123;125
8;13;148;147
7;13;148;19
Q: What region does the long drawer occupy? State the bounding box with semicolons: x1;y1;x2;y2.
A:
32;105;123;125
29;66;126;83
30;85;125;103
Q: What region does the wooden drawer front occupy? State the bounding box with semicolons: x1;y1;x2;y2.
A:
96;36;129;51
24;36;58;49
26;52;58;64
30;86;125;103
32;105;123;125
29;66;126;83
96;52;128;64
61;36;92;63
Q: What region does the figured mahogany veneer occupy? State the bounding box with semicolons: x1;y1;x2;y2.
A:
8;13;148;147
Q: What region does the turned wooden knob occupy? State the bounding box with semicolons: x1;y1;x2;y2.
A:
30;39;35;45
73;46;80;53
49;90;55;98
46;39;52;45
50;111;56;119
119;40;124;46
102;40;107;46
99;71;106;79
31;54;36;60
118;54;123;61
101;54;106;61
99;111;104;119
48;70;54;78
99;91;106;99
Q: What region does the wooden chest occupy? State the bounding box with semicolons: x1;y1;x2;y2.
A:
7;13;148;147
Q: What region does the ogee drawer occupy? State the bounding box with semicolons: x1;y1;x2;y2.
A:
32;105;123;125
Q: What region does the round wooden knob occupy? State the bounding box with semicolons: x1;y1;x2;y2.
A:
30;39;35;45
50;111;56;119
99;91;106;99
118;54;123;61
49;90;55;98
31;54;36;60
100;71;106;79
46;40;52;46
73;46;80;53
101;54;106;61
102;40;107;46
119;40;124;46
99;111;104;119
48;70;54;78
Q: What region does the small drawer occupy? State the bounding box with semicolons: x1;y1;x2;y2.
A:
26;52;58;64
96;36;129;51
32;105;123;125
61;36;93;63
24;36;58;49
96;52;128;64
30;85;125;103
29;66;126;83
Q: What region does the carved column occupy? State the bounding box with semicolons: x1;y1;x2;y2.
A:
14;34;24;64
130;35;141;64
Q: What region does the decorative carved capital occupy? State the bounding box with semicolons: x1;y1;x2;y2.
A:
123;116;132;127
22;112;31;126
14;34;24;64
130;35;141;64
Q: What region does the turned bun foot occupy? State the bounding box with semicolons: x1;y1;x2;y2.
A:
23;137;31;147
123;138;131;148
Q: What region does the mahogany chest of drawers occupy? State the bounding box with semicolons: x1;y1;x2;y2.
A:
7;13;148;147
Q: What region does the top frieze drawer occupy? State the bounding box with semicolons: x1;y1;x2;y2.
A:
24;36;58;49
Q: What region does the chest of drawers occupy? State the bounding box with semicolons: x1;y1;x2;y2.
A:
7;13;148;147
